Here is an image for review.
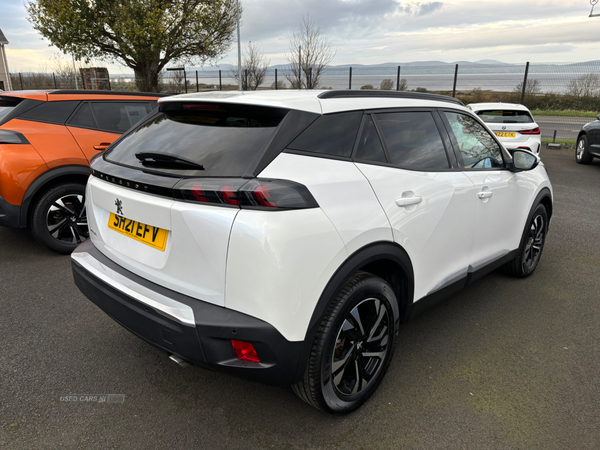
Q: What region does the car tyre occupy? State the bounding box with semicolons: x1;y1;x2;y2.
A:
31;183;89;254
575;134;594;164
293;272;398;414
504;204;548;278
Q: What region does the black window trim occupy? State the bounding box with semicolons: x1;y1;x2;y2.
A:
66;100;153;134
437;108;508;171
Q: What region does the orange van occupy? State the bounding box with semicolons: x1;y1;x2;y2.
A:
0;89;165;253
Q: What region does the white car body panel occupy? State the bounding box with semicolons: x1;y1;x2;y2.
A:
86;176;238;307
258;153;393;254
225;208;347;341
356;164;477;301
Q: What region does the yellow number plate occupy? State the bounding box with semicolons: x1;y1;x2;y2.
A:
108;213;168;251
494;131;516;138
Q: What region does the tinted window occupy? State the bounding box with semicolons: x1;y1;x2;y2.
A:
105;104;287;177
476;109;534;124
19;101;80;124
444;112;504;169
287;111;362;158
375;112;449;170
69;103;97;129
354;116;387;163
91;102;152;133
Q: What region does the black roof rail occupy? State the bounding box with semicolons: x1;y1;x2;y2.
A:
317;90;464;106
48;89;170;97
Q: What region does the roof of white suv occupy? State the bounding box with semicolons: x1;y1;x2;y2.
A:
468;102;531;112
160;90;469;115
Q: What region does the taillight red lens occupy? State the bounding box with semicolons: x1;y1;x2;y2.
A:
520;127;540;135
173;178;318;210
231;340;260;363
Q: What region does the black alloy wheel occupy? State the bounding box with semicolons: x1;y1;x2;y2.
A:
31;183;89;254
504;203;548;278
293;272;398;414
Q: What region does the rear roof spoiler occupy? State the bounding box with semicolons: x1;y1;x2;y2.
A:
48;90;170;97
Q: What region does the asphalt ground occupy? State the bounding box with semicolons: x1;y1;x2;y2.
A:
1;149;599;450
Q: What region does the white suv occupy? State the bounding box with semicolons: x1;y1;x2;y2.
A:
468;102;542;154
71;90;553;414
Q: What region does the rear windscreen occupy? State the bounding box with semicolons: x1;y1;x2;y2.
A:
476;110;534;124
105;103;288;177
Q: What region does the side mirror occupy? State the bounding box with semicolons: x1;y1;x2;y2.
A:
511;149;539;171
597;114;600;121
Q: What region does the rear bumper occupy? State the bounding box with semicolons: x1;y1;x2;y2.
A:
71;239;304;385
0;195;22;228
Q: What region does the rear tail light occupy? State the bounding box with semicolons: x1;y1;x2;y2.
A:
519;127;540;135
0;130;29;144
173;178;318;210
231;340;260;363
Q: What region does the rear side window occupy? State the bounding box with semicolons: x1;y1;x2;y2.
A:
0;97;22;122
354;116;387;163
476;110;534;124
105;103;288;177
69;103;97;129
287;111;362;158
18;101;80;124
90;102;152;133
375;112;449;170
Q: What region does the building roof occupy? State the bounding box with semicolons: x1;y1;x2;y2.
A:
0;28;8;45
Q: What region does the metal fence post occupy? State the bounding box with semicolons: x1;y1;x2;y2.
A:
520;62;530;105
275;69;278;90
244;69;248;90
19;73;23;90
452;64;459;97
81;73;85;90
196;70;199;92
309;67;312;89
53;73;57;89
396;66;401;91
349;67;352;90
219;70;222;90
184;71;188;93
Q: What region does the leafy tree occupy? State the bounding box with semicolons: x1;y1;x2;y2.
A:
232;41;270;90
26;0;238;92
360;84;374;90
397;78;408;91
285;15;335;89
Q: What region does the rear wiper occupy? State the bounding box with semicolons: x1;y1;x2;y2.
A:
135;152;204;170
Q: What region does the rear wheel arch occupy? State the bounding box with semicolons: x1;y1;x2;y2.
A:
293;241;414;383
21;165;90;227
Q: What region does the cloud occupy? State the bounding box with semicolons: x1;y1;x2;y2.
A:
398;2;443;16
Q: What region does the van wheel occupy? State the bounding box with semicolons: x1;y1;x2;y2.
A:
31;183;88;254
293;273;398;414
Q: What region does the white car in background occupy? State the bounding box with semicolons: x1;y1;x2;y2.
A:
468;103;541;154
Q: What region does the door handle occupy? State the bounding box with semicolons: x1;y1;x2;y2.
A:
93;142;111;151
478;190;493;199
395;195;422;207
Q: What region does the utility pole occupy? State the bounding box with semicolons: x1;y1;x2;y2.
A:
236;0;242;90
72;55;79;89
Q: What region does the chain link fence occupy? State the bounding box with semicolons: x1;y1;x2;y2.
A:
8;61;600;141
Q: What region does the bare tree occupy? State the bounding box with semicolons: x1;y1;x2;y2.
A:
285;15;335;89
567;73;600;97
514;79;542;96
168;69;186;94
397;78;408;91
232;41;270;90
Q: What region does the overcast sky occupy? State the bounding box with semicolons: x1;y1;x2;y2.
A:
1;0;599;73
